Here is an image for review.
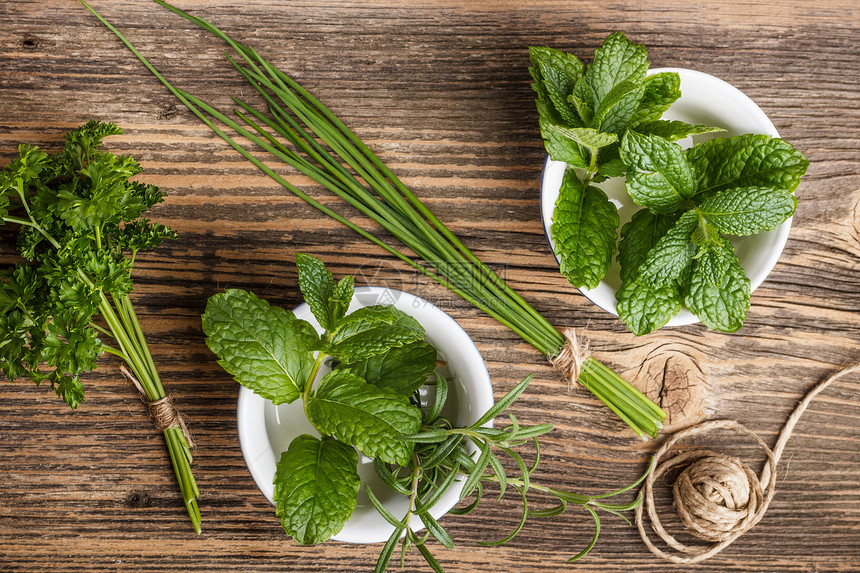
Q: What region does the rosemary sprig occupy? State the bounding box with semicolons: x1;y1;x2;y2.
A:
81;0;667;439
369;374;653;571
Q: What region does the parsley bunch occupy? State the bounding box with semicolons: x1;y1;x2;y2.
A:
531;33;808;334
202;254;649;572
0;121;200;532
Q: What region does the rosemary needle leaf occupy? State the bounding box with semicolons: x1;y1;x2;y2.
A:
376;526;406;573
568;506;601;562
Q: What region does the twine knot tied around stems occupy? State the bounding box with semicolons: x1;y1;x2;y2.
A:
551;328;591;389
121;365;195;448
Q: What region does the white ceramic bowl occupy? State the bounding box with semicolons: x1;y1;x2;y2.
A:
540;68;788;327
236;286;494;543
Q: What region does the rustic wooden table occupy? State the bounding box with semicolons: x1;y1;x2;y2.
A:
1;1;858;571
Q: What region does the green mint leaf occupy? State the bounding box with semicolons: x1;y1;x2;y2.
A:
306;370;421;465
685;250;750;332
539;120;588;167
202;289;317;404
635;120;725;142
342;340;437;396
584;32;649;108
329;305;424;362
296;252;337;330
693;234;736;287
616;276;682;336
617;208;679;283
544;125;618;152
636;210;699;284
698;186;797;236
595;155;626;179
529;46;585;127
296;253;354;331
628;72;681;127
274;434;360;544
620;130;696;213
329;275;354;327
551;171;619;289
569;77;594;125
685;134;809;199
592;80;645;135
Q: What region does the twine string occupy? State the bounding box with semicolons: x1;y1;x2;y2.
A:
551;327;591;390
120;365;195;448
636;362;860;564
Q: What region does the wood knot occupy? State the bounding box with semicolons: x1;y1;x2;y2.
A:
158;103;178;120
22;38;39;49
637;345;708;431
124;491;153;508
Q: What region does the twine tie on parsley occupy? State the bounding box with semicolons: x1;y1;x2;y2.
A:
637;362;860;564
121;365;195;448
551;328;591;390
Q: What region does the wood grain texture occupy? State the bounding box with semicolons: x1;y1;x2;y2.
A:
0;1;858;571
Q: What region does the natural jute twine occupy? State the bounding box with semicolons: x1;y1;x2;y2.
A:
120;365;195;448
637;362;860;564
551;328;591;390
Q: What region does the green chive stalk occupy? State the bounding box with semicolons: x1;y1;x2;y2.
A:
82;0;667;439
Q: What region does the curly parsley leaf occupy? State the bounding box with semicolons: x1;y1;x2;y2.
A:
551;171;619;290
274;434;360;545
0;121;178;406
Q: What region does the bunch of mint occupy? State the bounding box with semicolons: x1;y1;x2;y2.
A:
530;32;809;334
202;254;647;571
203;253;435;543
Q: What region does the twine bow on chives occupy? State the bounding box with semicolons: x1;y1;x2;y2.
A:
636;362;860;564
121;365;195;448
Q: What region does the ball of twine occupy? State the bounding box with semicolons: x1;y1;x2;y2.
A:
637;362;859;564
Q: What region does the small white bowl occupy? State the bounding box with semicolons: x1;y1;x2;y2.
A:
236;286;494;543
540;68;788;327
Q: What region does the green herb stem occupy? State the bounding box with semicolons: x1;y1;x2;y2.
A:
84;0;667;439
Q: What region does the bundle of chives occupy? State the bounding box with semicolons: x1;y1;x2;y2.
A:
82;0;667;439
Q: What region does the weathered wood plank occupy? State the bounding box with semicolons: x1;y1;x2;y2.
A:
0;0;858;571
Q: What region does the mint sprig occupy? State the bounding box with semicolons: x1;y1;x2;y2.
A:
615;134;807;334
531;33;808;335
